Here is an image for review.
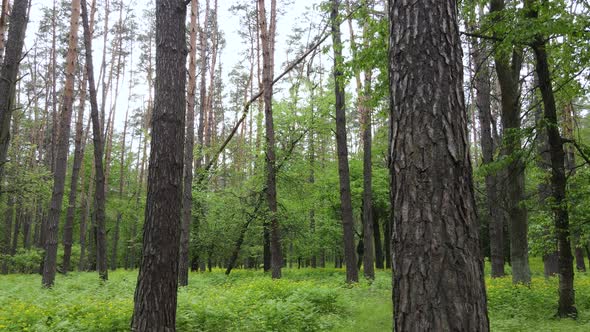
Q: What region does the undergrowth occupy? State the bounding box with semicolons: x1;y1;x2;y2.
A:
1;258;590;331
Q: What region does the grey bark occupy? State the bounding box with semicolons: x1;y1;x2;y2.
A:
131;0;187;329
388;0;490;329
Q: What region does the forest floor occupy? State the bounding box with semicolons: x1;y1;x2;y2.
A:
0;258;589;331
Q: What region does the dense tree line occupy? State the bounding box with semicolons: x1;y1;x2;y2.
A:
0;0;589;329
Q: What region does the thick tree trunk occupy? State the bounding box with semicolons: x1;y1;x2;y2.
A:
490;0;530;284
0;0;30;193
42;0;81;287
258;0;282;279
527;2;576;315
179;0;198;287
81;0;108;282
331;0;358;283
131;0;187;329
388;0;490;330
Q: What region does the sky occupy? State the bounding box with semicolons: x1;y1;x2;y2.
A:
24;0;325;132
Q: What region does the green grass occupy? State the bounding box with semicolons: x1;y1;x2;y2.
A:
1;259;590;331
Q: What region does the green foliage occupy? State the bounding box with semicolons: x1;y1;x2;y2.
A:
3;260;590;331
0;269;389;332
0;249;44;274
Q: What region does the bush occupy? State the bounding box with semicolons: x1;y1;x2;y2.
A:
3;248;44;274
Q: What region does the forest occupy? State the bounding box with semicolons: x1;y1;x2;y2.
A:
1;0;590;331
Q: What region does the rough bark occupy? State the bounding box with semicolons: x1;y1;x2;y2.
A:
42;0;81;287
179;0;198;287
131;0;187;329
0;0;30;193
81;0;108;282
331;0;358;283
490;0;530;284
388;0;490;330
258;0;282;279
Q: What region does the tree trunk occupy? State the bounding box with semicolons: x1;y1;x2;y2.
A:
527;1;576;316
81;0;108;282
490;0;530;284
533;74;559;278
42;0;81;287
470;9;504;278
373;208;384;269
0;0;9;65
131;0;187;329
258;0;282;279
0;0;30;193
361;84;374;280
63;57;89;274
331;0;358;283
1;196;14;274
309;123;317;268
384;214;391;269
179;0;198;287
389;0;490;330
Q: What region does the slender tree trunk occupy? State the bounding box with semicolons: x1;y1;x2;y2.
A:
42;0;81;287
258;0;282;279
331;0;358;283
389;0;490;330
526;4;576;316
0;0;9;64
1;196;14;274
531;38;577;319
98;0;110;131
373;209;384;269
361;78;374;280
49;0;58;173
470;18;504;277
490;0;530;284
81;0;108;282
179;0;198;287
533;74;559;278
10;202;22;256
384;214;391;269
0;0;30;193
131;0;187;329
309;119;317;268
110;100;130;271
63;54;89;273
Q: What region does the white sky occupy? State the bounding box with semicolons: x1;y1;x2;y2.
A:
24;0;325;132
